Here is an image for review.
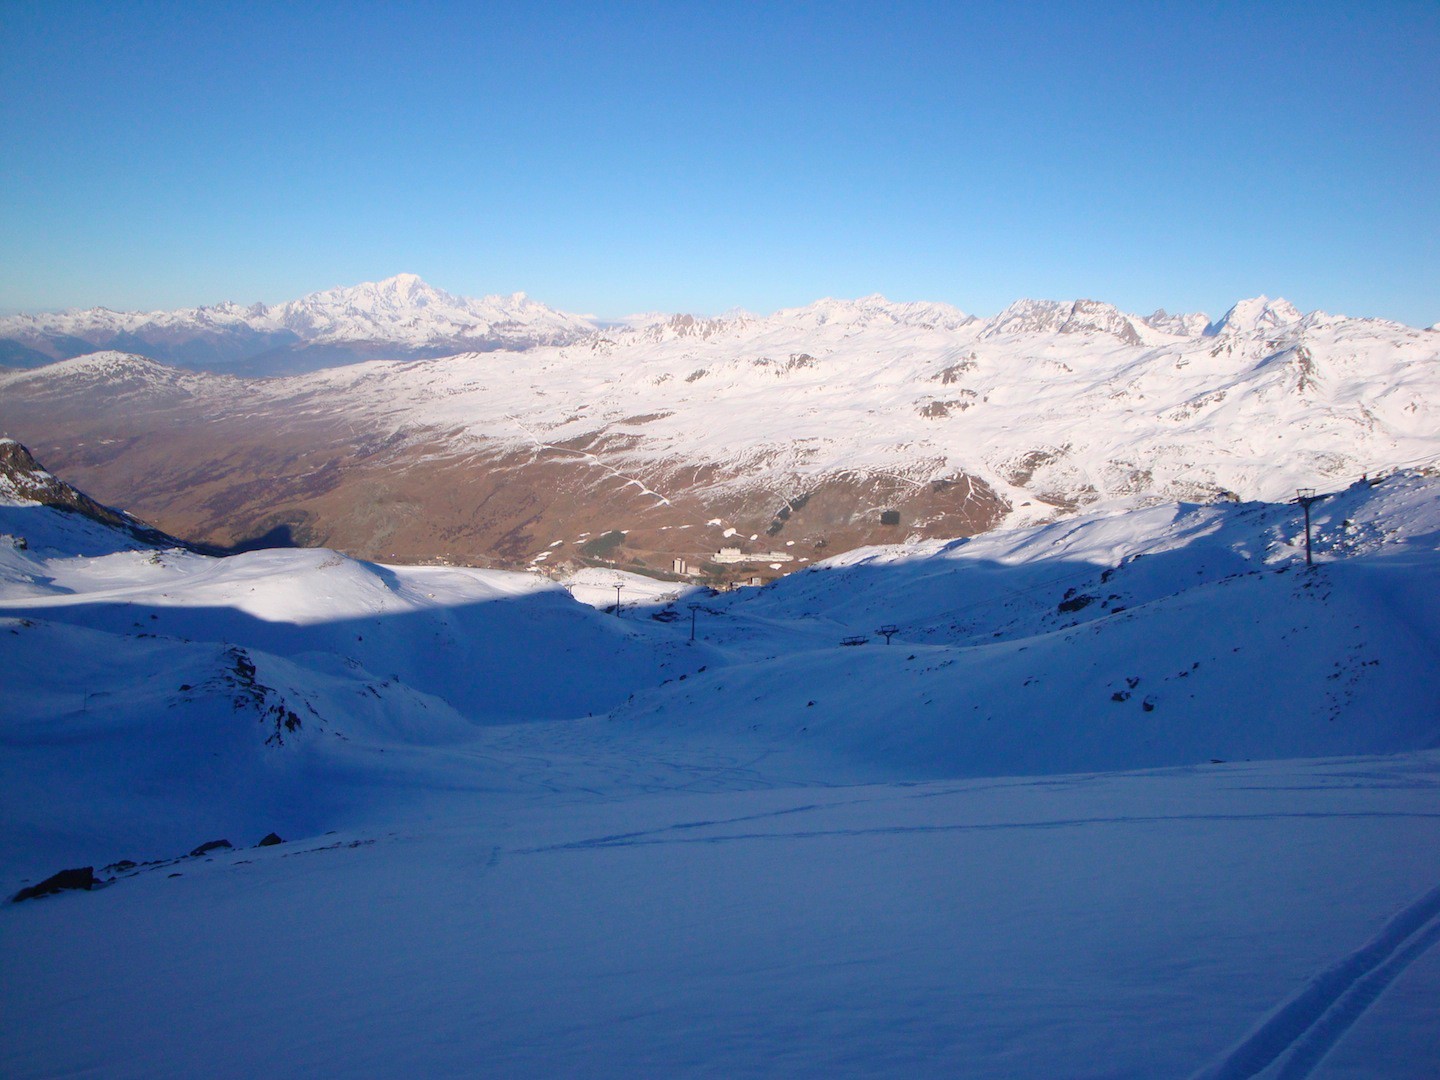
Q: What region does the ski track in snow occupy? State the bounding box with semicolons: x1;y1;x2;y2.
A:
1194;883;1440;1080
525;810;1440;856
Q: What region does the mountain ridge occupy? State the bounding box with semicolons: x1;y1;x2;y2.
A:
0;437;189;551
4;274;1432;377
2;276;1435;575
0;274;598;375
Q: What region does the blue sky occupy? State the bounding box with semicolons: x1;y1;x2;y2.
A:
1;0;1436;324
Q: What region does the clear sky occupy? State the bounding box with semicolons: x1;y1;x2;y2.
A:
1;0;1436;325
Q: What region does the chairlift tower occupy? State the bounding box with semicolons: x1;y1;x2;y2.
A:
877;624;899;645
688;603;700;642
1295;488;1325;567
613;581;625;616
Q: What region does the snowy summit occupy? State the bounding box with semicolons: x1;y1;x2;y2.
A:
0;274;599;375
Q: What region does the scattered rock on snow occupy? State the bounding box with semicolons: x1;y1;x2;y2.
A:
189;839;232;858
1057;593;1096;613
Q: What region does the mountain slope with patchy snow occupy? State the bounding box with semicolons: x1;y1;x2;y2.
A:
357;291;1437;512
3;288;1435;572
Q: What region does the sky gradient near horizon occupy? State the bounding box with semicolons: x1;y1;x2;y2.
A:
1;0;1436;326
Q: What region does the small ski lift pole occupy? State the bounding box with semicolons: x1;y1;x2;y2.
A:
1295;488;1324;567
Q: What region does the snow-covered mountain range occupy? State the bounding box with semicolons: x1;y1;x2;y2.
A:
0;274;598;375
1;283;1434;572
2;275;1430;379
4;446;1439;1075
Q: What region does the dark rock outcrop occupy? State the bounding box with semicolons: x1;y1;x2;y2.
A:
0;438;186;548
12;866;96;902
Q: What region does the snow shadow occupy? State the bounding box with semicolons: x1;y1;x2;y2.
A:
0;583;677;725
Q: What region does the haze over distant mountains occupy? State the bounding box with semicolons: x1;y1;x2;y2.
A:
0;274;600;375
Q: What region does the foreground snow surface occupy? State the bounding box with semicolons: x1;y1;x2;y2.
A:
3;473;1440;1077
4;755;1440;1079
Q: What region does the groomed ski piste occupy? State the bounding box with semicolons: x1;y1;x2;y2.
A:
2;456;1439;1078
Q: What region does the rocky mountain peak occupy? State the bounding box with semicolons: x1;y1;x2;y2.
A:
0;439;122;524
982;299;1148;344
1143;309;1211;337
1205;296;1305;337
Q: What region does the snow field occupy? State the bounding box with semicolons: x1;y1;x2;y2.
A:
4;755;1440;1078
2;469;1439;1076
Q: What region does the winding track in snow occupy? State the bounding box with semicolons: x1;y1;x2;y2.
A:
507;414;674;507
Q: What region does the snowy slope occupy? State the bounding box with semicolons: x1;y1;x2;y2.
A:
1;462;1435;858
264;291;1440;516
0;475;689;875
4;755;1440;1079
609;471;1440;779
2;459;1439;1078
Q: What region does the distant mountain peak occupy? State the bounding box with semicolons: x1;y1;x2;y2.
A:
0;277;603;374
982;298;1150;344
767;294;973;332
287;273;463;312
1205;296;1305;336
1143;309;1211;337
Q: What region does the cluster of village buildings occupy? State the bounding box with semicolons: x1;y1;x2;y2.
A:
666;545;797;585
